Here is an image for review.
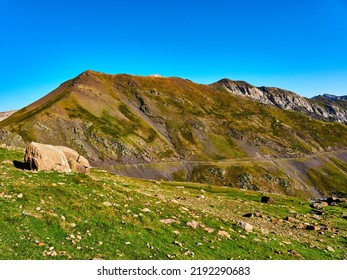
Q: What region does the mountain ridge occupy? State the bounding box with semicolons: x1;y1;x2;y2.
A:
213;79;347;124
0;70;346;198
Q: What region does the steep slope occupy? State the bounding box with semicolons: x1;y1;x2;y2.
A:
0;70;346;197
213;79;347;123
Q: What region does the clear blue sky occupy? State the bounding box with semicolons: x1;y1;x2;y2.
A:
1;0;347;111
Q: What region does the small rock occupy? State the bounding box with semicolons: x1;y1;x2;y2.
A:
187;220;199;229
17;193;23;198
125;242;131;245
306;225;321;231
312;210;323;215
201;224;214;233
326;246;335;252
35;207;41;211
174;241;182;247
141;208;151;212
311;214;321;220
312;202;328;209
284;216;295;222
160;218;179;224
237;221;253;232
155;194;165;200
217;230;231;238
102;202;112;207
288;250;304;259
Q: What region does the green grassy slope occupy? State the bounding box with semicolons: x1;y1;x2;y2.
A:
1;147;346;260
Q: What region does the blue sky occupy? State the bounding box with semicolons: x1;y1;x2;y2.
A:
1;0;347;111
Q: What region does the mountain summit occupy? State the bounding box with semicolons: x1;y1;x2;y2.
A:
1;71;346;198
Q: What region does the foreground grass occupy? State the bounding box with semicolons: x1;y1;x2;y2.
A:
0;147;346;260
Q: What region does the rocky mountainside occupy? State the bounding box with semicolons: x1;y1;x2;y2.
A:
0;70;346;198
0;110;17;122
213;79;347;124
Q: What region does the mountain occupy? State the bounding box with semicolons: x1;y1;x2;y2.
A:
214;79;347;124
0;110;17;122
0;70;346;198
315;94;347;101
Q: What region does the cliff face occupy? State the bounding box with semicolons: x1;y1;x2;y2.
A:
214;79;347;124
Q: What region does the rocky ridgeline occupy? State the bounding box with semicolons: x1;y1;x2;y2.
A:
24;142;90;174
217;79;347;124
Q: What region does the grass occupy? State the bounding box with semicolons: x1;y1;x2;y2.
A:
1;147;346;260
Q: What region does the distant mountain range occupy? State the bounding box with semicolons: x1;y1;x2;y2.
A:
0;110;17;122
0;70;346;198
314;94;347;101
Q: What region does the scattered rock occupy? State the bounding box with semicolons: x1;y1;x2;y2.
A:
311;214;321;220
283;216;295;222
102;202;112;207
160;218;179;224
174;241;182;247
261;196;276;204
187;220;199;229
306;225;321;231
141;208;151;212
217;230;231;238
155;194;165;200
312;202;328;209
312;209;323;215
201;224;214;233
17;193;23;198
237;221;253;232
326;246;335;252
287;249;304;259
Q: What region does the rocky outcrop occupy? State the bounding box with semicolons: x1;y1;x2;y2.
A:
24;142;90;174
216;79;347;124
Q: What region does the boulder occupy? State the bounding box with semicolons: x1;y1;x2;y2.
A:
55;146;90;174
24;142;71;172
24;142;90;174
